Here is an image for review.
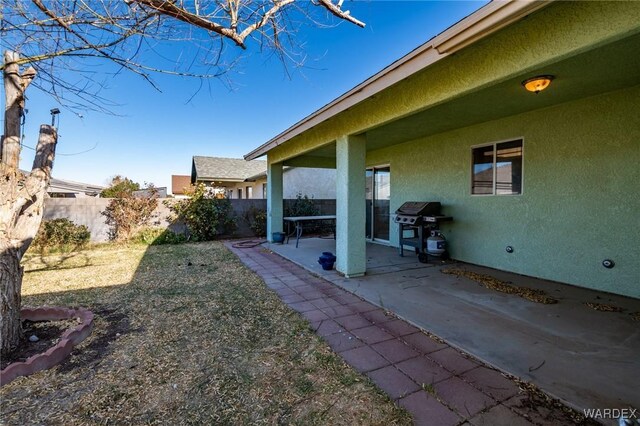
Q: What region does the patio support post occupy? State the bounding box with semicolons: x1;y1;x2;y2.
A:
267;161;283;242
336;134;366;277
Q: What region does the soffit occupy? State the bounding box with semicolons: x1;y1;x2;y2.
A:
300;32;640;159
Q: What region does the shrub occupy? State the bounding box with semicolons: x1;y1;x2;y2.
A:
167;183;236;241
132;227;187;245
100;175;140;198
33;218;91;252
285;193;322;233
285;193;319;217
102;186;158;241
244;207;267;237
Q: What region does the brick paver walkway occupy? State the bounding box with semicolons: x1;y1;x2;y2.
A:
226;242;577;426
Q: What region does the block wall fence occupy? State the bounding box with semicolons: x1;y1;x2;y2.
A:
43;198;336;242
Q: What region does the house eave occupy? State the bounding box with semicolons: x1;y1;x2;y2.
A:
197;177;246;183
244;0;552;161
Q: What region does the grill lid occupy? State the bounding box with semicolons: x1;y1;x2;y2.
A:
395;201;442;216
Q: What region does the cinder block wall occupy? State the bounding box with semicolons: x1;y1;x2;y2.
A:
43;198;112;242
43;198;336;241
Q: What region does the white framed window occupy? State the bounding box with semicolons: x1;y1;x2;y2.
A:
238;188;243;199
472;139;523;195
262;183;267;199
246;186;252;199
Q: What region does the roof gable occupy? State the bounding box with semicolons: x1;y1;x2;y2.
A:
192;156;267;182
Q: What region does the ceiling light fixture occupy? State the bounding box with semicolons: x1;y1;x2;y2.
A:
521;75;554;93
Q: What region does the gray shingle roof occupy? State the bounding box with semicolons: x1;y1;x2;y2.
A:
192;156;267;182
48;176;104;195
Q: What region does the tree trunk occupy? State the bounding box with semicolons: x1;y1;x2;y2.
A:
1;51;57;357
2;51;35;168
0;124;57;356
0;244;23;354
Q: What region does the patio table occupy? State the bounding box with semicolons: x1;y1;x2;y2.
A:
283;215;336;248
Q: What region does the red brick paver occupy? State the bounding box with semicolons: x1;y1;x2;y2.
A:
398;391;461;426
433;376;498;418
429;347;480;375
367;365;421;399
352;325;395;345
371;339;420;364
396;355;453;386
334;313;372;330
225;242;566;426
403;331;449;354
469;404;535;425
322;330;365;353
340;345;390;372
461;366;522;402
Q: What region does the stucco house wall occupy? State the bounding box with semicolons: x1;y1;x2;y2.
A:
366;85;639;298
221;180;266;199
216;168;336;199
282;168;336;199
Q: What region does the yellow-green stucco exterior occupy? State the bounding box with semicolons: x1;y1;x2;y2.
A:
366;86;640;298
261;1;640;298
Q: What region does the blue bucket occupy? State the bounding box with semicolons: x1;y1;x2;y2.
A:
318;252;336;270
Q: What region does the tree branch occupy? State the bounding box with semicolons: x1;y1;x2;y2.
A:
13;125;58;258
317;0;365;28
2;51;37;168
237;0;295;44
132;0;243;46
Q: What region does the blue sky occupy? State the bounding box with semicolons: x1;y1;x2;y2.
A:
15;1;486;191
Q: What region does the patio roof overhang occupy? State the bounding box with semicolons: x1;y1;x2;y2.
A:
245;1;640;166
245;0;551;162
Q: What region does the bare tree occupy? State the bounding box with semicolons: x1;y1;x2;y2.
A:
0;0;364;356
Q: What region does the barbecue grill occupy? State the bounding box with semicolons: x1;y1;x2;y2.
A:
394;201;452;262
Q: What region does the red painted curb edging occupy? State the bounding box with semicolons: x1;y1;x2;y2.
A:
0;306;94;386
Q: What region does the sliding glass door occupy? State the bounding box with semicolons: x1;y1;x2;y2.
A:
365;166;390;242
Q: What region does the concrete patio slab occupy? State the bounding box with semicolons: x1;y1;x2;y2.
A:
262;238;640;416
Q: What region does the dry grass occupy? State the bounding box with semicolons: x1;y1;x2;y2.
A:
2;242;411;425
441;268;558;304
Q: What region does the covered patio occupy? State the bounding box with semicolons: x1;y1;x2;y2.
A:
266;238;640;415
248;1;640;299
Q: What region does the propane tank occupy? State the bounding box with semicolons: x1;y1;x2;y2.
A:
427;230;446;256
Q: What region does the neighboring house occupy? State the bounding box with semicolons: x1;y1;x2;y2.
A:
171;174;192;197
191;156;267;199
191;156;336;199
245;1;640;298
47;176;104;198
245;168;336;200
